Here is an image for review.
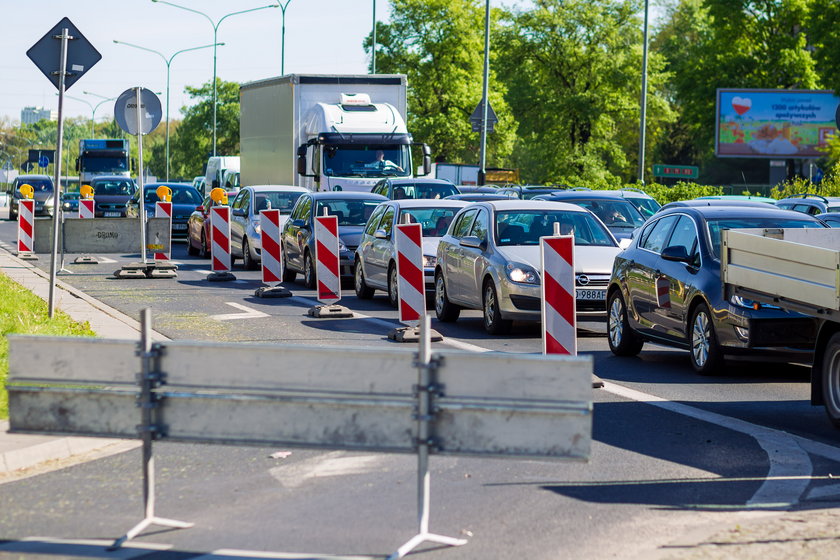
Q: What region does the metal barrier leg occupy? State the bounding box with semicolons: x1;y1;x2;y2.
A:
110;309;193;549
388;315;467;560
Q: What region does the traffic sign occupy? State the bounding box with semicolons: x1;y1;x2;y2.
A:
26;17;101;91
470;99;498;133
38;155;49;168
114;88;162;135
652;164;699;179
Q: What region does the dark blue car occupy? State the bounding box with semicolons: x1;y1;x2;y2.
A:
606;205;825;374
125;182;203;238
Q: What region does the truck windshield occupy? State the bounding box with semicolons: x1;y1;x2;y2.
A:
323;145;410;178
81;157;128;174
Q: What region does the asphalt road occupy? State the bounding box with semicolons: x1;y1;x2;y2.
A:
1;214;839;559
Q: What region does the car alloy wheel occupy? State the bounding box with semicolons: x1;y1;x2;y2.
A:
483;281;511;335
434;272;460;322
242;238;258;270
304;252;316;289
607;290;643;356
387;263;399;308
689;304;723;375
355;257;374;299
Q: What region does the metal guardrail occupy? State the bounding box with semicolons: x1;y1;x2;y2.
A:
7;311;592;558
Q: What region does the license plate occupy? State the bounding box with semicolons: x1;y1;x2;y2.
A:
576;289;606;301
173;223;187;230
104;211;121;217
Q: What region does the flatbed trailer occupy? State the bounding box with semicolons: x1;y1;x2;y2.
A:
722;227;840;427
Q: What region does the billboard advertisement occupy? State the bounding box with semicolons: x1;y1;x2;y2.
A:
716;89;839;158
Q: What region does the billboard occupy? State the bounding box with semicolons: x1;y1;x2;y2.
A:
716;89;839;158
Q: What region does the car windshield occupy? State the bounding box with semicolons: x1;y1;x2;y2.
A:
315;199;382;226
144;186;202;205
393;183;460;200
253;192;303;214
706;217;821;257
93;179;135;196
559;198;646;228
627;197;660;218
322;145;411;178
18;179;53;192
495;210;616;247
398;207;460;237
81;157;128;173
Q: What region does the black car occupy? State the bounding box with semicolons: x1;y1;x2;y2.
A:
89;175;138;217
371;178;460;200
535;191;647;240
281;191;387;287
606;206;825;374
125;183;203;238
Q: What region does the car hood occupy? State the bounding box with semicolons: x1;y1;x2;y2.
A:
96;195;132;205
338;225;366;248
33;191;55;202
423;237;442;257
495;244;620;274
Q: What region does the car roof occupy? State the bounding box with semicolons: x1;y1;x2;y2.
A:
659;199;774;211
15;174;52;181
244;184;308;192
444;193;511;201
540;191;637;201
597;188;656;200
471;199;592;213
382;199;468;209
655;205;822;221
91;175;135;181
308;191;388;200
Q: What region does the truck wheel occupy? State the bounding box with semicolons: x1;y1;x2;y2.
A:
607;290;643;356
821;333;840;428
387;262;399;308
355;257;375;299
304;252;316;289
689;303;724;375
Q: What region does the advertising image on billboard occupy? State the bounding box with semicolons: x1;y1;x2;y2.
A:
716;89;839;158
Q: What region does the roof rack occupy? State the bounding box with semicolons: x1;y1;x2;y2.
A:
783;193;828;203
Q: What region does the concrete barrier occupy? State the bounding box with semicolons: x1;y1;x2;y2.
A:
33;217;172;254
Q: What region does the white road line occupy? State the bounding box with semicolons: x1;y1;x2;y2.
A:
210;302;270;321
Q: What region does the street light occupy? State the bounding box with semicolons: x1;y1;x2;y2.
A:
279;1;292;75
150;0;279;157
113;40;222;181
638;0;650;184
62;92;116;137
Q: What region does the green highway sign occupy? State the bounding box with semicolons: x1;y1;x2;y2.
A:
653;164;699;179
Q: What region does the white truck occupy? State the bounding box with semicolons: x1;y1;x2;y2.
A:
722;227;840;428
239;74;430;192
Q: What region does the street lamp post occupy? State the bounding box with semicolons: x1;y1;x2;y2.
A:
638;0;650;184
63;92;116;138
150;0;278;157
113;40;221;181
279;1;292;75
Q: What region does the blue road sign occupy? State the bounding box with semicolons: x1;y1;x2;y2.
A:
38;155;49;168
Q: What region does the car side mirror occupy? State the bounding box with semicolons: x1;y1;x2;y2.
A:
196;205;205;213
459;236;486;250
661;245;691;263
291;218;308;228
232;208;246;217
374;228;388;239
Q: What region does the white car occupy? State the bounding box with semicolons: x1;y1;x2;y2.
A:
229;185;308;270
354;199;467;306
434;199;622;334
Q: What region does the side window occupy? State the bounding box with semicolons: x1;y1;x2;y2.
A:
379;206;396;238
364;204;387;235
293;196;312;222
452;209;478;238
232;190;249;210
469;209;490;241
639;215;678;254
665;215;699;263
372;181;386;196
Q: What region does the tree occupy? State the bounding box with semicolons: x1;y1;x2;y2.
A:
496;0;672;185
168;78;240;179
808;0;840;94
368;0;517;167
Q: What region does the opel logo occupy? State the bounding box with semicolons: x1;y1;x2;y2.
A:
576;274;590;286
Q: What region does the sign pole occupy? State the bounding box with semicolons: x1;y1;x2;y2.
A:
47;27;70;318
136;86;148;265
477;0;490;186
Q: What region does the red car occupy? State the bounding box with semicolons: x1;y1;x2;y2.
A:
187;195;216;257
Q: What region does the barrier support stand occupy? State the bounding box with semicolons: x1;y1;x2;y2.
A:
388;315;467;559
110;309;193;550
57;211;76;274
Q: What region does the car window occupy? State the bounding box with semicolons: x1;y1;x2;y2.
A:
316;198;382;226
495;210;615;246
665;215;699;264
398;207;459;237
379;206;396;237
639;215;678;254
469;208;490;241
231;189;249;210
364;204;387;235
451;209;478;238
372;181;387;196
296;196;313;221
253;191;303;214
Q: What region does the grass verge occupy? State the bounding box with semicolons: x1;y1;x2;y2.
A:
0;271;96;419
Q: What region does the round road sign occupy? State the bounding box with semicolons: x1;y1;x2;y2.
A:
114;87;162;135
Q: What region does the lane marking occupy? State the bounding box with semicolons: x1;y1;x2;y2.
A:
210;302;270;321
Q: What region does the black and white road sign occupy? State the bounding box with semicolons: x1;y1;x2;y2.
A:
26;17;101;91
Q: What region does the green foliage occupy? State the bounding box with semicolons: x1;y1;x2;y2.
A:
641;181;723;204
370;0;517;166
0;273;96;419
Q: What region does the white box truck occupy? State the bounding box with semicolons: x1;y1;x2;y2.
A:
239;74;430;192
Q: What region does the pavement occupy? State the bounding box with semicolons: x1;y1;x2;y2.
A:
1;217;839;557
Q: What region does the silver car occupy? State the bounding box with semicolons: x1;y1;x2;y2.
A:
354;199;467;306
434;200;622;334
229;185;308;270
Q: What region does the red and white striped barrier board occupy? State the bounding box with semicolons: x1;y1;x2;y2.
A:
154;201;172;260
395;223;425;325
78;199;95;219
540;235;576;355
17;199;34;254
314;215;340;304
260;209;282;283
656;276;671;308
210;206;232;272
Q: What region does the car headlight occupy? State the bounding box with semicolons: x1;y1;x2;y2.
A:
729;295;778;310
252;221;261;235
423;255;437;268
338;238;348;252
505;262;540;285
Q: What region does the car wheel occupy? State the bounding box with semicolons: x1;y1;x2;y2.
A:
689;303;724;375
187;234;199;256
821;332;840;428
282;252;296;282
242;238;258;270
304;251;316;289
387;262;399;308
483;280;512;335
355;257;375;299
434;271;460;322
200;230;209;258
607;290;643;356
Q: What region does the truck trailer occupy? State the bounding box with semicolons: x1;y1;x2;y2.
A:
239;74;430;192
722;227;840;428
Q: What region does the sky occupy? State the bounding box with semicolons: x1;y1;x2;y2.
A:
0;0;385;123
